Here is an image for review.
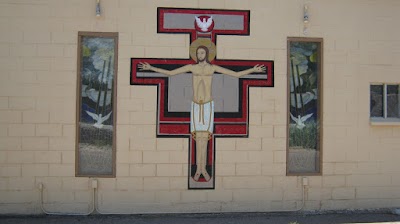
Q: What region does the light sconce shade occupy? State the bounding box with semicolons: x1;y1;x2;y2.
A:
303;4;309;35
96;0;101;17
303;5;309;23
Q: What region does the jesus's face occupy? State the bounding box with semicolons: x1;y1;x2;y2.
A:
196;48;207;62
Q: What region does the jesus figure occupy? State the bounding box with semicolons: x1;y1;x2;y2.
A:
138;39;265;182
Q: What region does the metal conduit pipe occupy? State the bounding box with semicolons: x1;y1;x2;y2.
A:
93;176;308;214
38;183;95;216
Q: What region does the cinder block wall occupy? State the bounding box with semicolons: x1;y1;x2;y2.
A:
0;0;400;214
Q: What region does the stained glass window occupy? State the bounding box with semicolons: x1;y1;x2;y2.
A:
287;38;323;175
76;32;118;177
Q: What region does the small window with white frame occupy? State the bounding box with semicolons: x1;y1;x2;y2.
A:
370;83;400;124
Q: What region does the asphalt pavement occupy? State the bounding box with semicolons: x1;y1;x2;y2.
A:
1;210;400;224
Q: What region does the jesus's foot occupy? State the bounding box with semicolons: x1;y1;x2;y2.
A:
202;171;211;182
193;171;201;181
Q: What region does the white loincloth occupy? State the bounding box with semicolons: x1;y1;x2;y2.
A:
190;101;214;133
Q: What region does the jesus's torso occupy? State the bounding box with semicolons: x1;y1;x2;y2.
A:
191;63;215;103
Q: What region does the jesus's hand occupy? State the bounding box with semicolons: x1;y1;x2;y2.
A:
253;64;266;73
138;62;152;71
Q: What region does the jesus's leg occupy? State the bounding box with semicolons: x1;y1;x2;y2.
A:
194;131;210;181
193;132;202;181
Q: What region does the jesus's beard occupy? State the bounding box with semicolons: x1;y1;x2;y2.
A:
197;57;207;63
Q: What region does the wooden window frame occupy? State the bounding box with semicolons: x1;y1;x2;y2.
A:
75;31;118;178
286;37;323;176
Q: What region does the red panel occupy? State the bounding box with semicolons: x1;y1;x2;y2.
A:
159;123;189;135
214;124;247;135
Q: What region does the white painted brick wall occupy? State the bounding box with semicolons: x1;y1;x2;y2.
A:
0;0;399;215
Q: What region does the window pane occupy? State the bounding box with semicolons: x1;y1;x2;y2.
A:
387;85;400;118
287;39;322;174
370;85;383;117
76;33;118;177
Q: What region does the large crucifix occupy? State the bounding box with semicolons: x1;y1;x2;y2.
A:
131;8;274;189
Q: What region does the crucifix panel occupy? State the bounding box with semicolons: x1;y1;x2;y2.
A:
130;7;274;189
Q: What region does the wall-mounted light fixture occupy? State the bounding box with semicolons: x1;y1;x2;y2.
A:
96;0;101;17
303;4;309;35
303;5;309;23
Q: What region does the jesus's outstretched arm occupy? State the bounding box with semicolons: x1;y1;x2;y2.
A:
213;64;266;78
138;62;192;76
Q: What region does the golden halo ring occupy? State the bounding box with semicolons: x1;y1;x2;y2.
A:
189;38;216;62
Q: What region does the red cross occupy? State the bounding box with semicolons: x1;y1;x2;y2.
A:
131;8;274;189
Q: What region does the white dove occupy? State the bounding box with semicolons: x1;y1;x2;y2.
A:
85;111;112;129
290;113;313;130
195;16;213;32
